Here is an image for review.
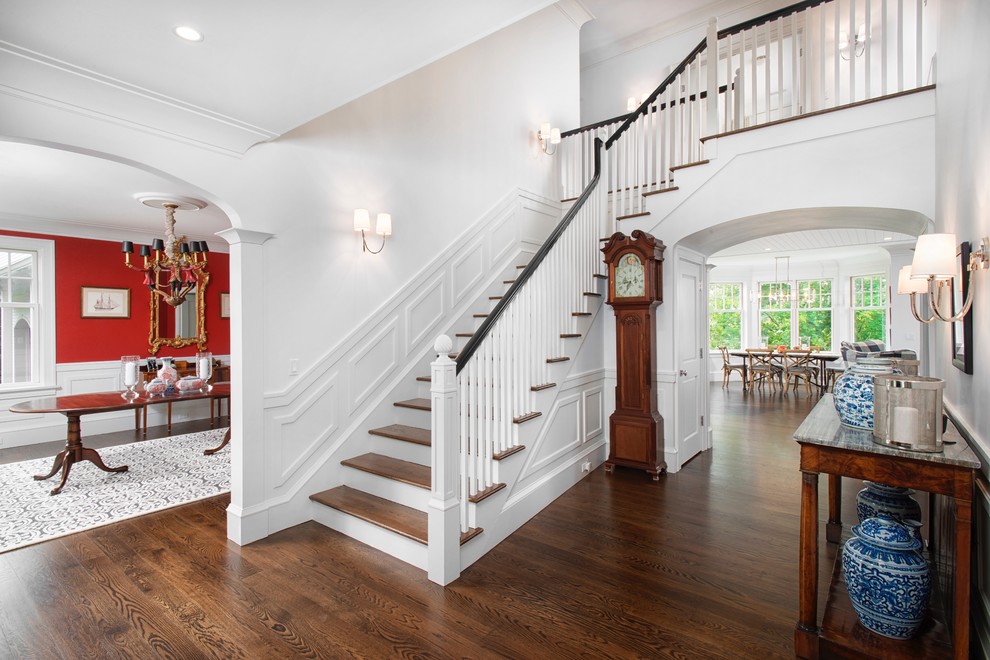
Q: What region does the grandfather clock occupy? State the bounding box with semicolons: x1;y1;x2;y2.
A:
601;230;666;480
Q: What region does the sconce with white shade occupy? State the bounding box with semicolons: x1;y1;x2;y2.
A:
839;24;867;60
626;94;648;113
905;233;989;323
537;123;560;155
354;208;392;254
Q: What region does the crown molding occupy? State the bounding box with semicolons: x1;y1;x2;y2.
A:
555;0;595;29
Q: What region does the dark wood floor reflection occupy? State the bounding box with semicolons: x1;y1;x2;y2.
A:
1;386;843;658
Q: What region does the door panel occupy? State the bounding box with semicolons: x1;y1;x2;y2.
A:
676;254;704;463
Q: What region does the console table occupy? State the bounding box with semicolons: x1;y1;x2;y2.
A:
793;395;980;659
9;383;231;495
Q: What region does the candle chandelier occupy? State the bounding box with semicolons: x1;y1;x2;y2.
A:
121;196;209;307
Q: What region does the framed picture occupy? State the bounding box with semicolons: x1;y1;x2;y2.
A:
951;242;974;374
81;286;130;318
220;292;231;319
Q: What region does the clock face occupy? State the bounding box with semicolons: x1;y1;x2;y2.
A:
615;253;645;297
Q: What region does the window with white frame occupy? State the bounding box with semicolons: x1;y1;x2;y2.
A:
851;273;887;343
0;236;55;389
758;280;791;346
708;282;742;349
796;279;832;349
758;278;834;349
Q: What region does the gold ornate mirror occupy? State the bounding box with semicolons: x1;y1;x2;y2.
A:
149;273;209;354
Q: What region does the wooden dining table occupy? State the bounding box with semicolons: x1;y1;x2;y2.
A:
9;383;231;495
729;350;843;394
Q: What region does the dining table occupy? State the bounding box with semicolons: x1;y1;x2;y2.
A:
9;383;231;495
729;350;843;395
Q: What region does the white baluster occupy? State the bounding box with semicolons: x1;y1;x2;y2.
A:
914;0;922;87
428;335;460;585
864;0;872;98
896;0;904;92
881;0;889;95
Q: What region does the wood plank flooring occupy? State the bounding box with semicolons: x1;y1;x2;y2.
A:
0;386;859;658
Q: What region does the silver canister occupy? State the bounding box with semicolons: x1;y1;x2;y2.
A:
872;375;944;452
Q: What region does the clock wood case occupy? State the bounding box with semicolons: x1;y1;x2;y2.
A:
601;230;666;480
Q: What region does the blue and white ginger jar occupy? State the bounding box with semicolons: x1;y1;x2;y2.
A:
842;515;930;639
856;481;922;525
833;358;897;430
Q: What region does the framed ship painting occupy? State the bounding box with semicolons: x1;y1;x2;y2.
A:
81;286;130;319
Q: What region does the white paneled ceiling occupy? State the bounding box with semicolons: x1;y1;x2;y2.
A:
713;227;917;258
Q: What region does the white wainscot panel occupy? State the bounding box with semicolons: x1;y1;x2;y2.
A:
348;320;399;413
405;276;445;352
583;386;603;442
519;197;561;246
59;372;118;395
272;375;340;486
526;392;582;474
487;205;519;266
451;240;487;305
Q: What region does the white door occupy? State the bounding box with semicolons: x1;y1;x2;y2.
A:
675;249;706;465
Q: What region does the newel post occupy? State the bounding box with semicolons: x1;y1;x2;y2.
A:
706;16;719;136
428;334;460;585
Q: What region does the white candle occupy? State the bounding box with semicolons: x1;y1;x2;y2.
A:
891;406;919;444
198;357;211;379
124;362;137;387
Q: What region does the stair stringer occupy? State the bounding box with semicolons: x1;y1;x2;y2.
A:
457;284;609;571
622;87;937;240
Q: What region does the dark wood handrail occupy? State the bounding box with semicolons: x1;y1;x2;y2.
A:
717;0;830;39
455;138;603;374
605;37;706;150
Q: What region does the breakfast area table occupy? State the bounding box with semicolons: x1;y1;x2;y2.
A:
729;349;843;394
9;383;230;495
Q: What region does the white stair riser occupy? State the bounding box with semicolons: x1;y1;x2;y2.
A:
343;466;431;512
368;435;431;465
310;503;427;570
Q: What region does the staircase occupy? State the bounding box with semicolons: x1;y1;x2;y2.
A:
303;0;934;586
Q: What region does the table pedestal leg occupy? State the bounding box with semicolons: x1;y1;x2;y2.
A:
33;414;128;495
795;469;820;658
204;428;231;456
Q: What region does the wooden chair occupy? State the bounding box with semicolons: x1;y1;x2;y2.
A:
783;350;814;396
823;362;846;392
746;349;783;391
718;347;747;389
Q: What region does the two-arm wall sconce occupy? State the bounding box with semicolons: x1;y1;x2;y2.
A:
354;209;392;254
538;123;560;155
899;233;989;323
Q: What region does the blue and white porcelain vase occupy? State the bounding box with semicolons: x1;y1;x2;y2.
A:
842;516;930;639
832;358;897;430
856;481;922;525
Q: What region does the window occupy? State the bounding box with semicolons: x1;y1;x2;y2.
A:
852;273;887;343
0;236;55;390
708;283;742;349
759;281;791;347
796;279;832;349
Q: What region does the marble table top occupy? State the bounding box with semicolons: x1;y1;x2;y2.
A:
794;395;982;469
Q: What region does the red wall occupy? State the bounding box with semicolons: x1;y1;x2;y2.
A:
0;230;230;363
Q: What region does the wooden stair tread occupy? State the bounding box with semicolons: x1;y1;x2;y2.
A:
416;376;431;382
341;453;430;489
472;313;487;318
502;279;516;285
530;383;556;391
513;411;542;424
368;424;431;446
572;312;592;317
468;482;506;503
593;273;607;279
311;486;483;546
489;296;502;300
310;486;428;544
670;159;709;172
394;398;431;411
455;332;473;337
560;333;581;338
616;211;651;221
516;264;528;269
643;186;680;197
493;445;526;460
546;357;570;364
583;292;601;297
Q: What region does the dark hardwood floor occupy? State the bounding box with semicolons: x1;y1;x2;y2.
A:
0;386;859;658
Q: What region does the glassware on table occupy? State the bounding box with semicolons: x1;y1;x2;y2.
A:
120;355;140;400
196;351;213;392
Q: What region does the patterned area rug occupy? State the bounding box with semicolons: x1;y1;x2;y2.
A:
0;428;230;554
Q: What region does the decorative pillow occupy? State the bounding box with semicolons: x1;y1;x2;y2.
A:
841;340;885;362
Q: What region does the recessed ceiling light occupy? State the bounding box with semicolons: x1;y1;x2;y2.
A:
764;247;772;251
174;26;204;42
883;235;893;241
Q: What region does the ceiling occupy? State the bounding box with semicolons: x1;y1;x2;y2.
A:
712;228;916;260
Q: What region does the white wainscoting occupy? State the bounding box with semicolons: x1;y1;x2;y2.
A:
0;356;231;448
256;189;561;534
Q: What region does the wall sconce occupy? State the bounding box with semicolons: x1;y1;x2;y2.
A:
905;233;989;323
354;208;392;254
839;25;867;60
626;94;648;113
537;122;560;155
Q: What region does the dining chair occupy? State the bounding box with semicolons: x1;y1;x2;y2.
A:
746;349;782;391
783;350;815;396
719;346;747;389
